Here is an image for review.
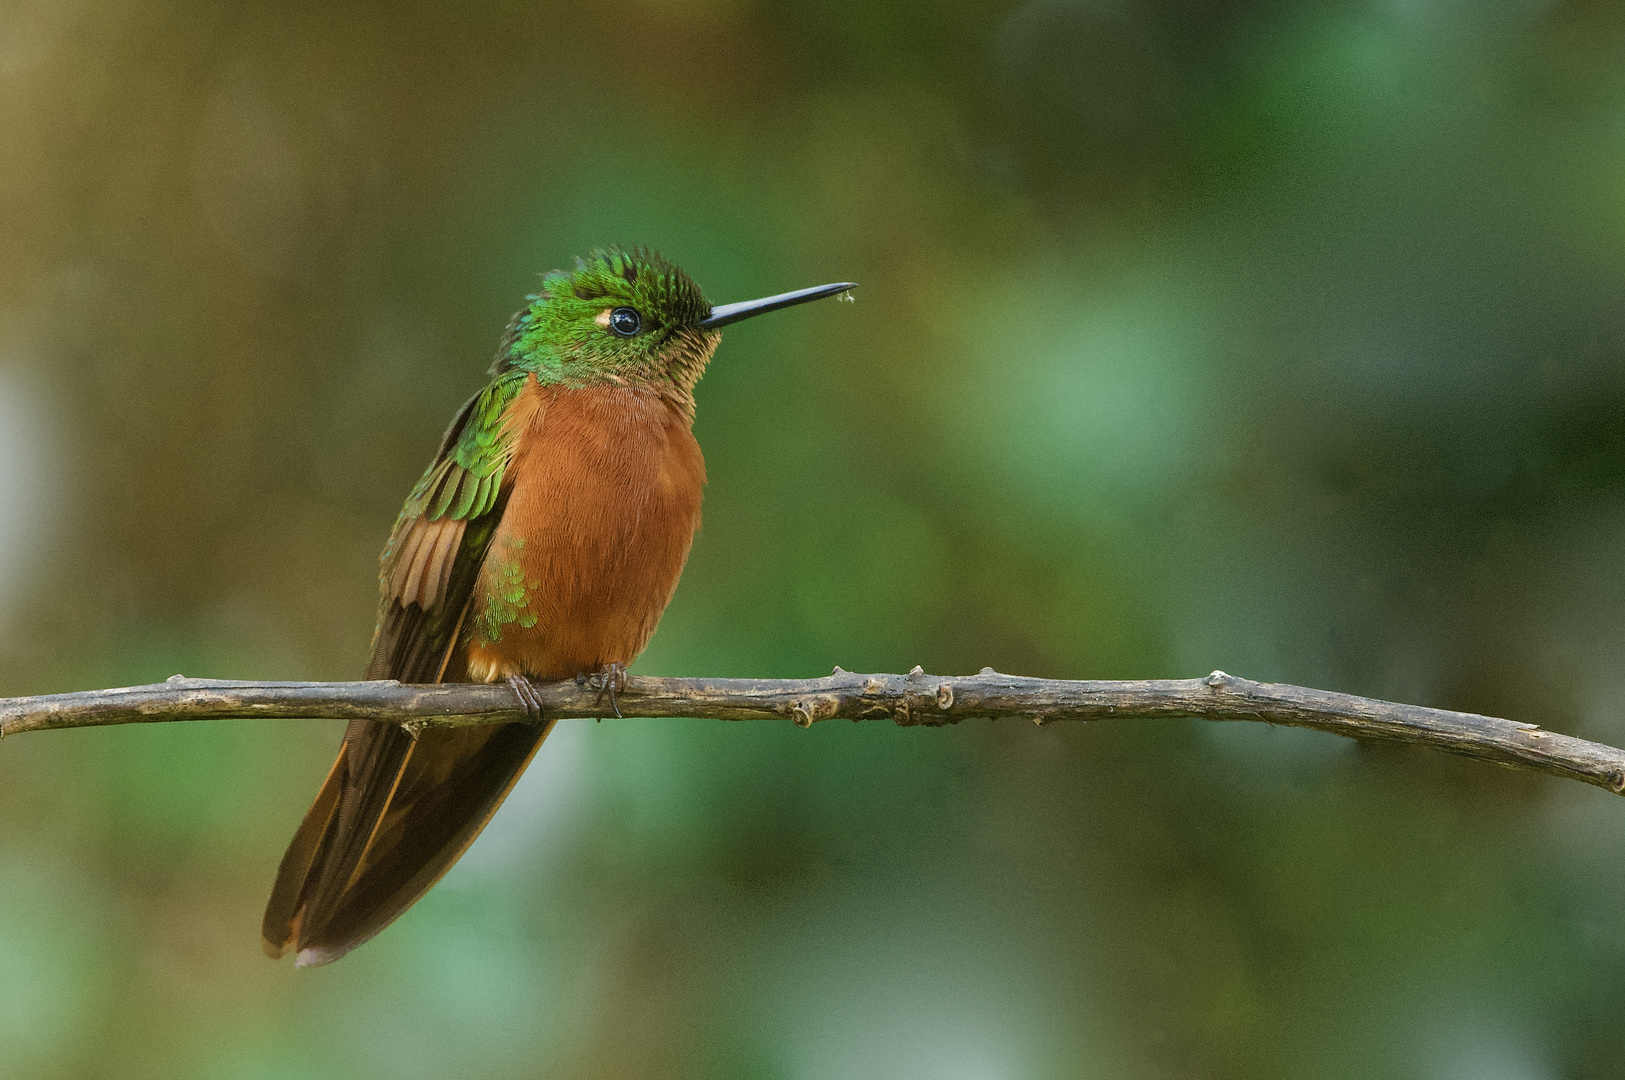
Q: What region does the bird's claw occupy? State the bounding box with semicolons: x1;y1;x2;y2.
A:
584;663;627;719
506;674;546;725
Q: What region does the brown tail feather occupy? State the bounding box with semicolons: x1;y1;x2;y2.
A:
262;718;553;967
261;744;349;959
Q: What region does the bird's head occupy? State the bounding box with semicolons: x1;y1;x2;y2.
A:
498;246;853;413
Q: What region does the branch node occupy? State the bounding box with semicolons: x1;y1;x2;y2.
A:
832;665;847;675
1032;714;1047;728
908;665;924;676
1611;769;1625;794
979;666;997;676
792;695;838;728
862;677;884;694
936;683;954;710
1204;670;1231;688
167;673;188;684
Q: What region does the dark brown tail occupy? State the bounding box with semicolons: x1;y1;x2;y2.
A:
261;717;552;966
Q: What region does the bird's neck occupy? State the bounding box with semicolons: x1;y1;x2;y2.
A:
506;328;719;425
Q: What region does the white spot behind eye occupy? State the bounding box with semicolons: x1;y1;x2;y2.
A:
594;309;612;328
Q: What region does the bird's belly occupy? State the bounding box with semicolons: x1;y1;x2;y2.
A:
463;383;705;683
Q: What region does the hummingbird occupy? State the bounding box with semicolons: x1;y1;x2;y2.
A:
261;247;854;966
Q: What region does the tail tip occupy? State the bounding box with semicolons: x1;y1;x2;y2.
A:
295;945;344;968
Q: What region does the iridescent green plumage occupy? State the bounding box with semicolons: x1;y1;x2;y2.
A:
494;247;715;407
397;372;525;525
504;247;709;374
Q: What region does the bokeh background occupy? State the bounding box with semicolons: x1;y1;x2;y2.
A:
5;0;1625;1076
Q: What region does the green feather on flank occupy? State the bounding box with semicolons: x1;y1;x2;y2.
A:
468;537;535;646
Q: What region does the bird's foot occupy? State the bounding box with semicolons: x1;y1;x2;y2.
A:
506;674;546;725
581;662;627;718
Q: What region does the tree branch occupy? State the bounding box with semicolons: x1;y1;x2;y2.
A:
3;668;1621;796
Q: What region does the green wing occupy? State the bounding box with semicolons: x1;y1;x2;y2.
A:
349;370;527;681
262;370;542;966
375;369;529;638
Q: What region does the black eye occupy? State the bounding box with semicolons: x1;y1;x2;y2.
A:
608;307;641;337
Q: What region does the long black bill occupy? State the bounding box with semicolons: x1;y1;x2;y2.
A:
695;281;857;330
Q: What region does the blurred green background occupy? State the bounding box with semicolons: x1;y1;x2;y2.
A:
4;0;1625;1076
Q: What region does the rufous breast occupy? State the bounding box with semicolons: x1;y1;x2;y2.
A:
462;378;706;683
